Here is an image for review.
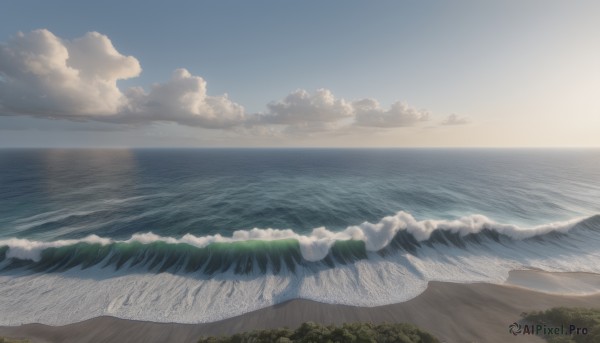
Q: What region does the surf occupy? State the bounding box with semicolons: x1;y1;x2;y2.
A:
1;212;598;276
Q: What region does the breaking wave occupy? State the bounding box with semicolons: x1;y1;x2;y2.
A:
2;212;600;326
1;212;598;275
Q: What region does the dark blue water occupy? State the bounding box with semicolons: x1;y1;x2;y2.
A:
1;148;598;240
1;148;600;325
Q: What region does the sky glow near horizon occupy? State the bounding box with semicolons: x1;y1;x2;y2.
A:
0;0;599;148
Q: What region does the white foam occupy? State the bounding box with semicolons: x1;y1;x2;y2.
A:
2;235;600;326
1;235;111;261
1;212;599;326
0;212;588;262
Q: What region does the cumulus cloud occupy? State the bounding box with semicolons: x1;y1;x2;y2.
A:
123;68;245;128
441;113;469;125
0;29;140;117
0;29;435;134
251;89;429;133
254;89;353;125
0;29;244;128
353;99;429;127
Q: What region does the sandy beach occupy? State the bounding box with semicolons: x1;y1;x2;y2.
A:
1;270;600;343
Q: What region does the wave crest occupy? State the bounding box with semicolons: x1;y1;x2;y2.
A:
1;212;597;275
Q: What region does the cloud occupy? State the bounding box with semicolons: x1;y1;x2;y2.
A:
122;69;245;128
441;113;469;125
353;99;429;127
252;89;429;133
0;29;434;134
0;29;140;117
254;89;353;125
0;29;244;128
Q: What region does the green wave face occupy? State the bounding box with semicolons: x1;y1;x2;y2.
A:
1;215;598;276
0;239;369;275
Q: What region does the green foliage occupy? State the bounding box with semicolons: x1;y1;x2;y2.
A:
198;322;439;343
0;338;30;343
522;307;600;343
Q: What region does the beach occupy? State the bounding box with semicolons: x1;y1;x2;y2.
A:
2;150;600;342
2;0;600;340
2;270;600;343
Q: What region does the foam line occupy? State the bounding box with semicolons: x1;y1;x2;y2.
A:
0;211;590;262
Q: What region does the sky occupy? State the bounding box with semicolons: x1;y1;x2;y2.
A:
0;0;599;148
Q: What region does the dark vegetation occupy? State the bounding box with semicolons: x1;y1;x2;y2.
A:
198;322;439;343
0;338;29;343
522;307;600;343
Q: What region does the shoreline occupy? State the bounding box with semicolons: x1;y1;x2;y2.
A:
2;271;600;342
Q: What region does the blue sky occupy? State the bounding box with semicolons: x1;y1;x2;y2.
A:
0;0;599;147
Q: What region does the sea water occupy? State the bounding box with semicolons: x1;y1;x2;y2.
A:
0;148;599;325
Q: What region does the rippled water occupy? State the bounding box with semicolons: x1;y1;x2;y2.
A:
0;148;599;325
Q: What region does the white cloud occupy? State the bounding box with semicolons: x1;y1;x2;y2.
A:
0;29;434;134
252;89;429;133
123;69;245;128
0;29;244;129
0;30;141;117
66;32;142;84
353;99;429;127
255;89;353;126
441;113;469;125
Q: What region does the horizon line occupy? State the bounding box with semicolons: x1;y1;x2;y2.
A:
1;146;599;150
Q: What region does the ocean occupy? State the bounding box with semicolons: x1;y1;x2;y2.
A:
1;148;599;325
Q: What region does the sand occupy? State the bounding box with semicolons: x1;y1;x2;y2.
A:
2;271;600;343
